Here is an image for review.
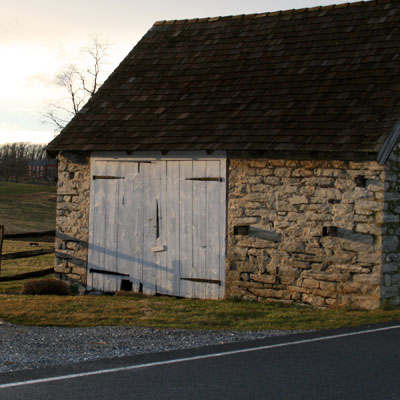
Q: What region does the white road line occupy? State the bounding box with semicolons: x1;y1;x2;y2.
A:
1;324;399;389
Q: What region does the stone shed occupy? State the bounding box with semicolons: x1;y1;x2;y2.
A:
47;0;400;309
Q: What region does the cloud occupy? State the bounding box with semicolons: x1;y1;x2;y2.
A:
25;72;54;88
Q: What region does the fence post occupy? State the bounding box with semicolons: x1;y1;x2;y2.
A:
0;225;4;275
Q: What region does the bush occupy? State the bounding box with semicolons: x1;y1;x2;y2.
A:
22;278;71;295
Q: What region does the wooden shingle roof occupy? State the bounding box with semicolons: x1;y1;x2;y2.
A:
47;0;400;158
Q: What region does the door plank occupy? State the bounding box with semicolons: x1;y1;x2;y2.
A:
219;159;227;299
103;161;120;292
192;161;207;299
156;161;170;294
166;161;181;296
88;160;108;291
142;162;157;295
117;162;141;291
205;160;221;300
179;161;194;298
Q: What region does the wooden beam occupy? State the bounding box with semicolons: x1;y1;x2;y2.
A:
2;248;55;260
0;267;54;282
378;120;400;164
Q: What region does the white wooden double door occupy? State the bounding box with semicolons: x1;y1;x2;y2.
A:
87;154;226;299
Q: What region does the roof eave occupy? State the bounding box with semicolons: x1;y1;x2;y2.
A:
377;120;400;164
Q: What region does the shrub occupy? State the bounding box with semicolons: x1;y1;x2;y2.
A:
22;278;71;295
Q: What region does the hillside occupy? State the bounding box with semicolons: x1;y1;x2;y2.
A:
0;182;56;234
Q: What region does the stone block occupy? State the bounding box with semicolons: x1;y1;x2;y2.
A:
274;168;291;177
257;169;274;176
382;263;399;273
72;266;87;277
319;281;337;291
356;223;381;235
302;278;319;289
383;213;400;223
302;294;325;307
382;235;399;252
292;168;313;177
263;176;281;185
355;200;383;214
351;297;379;310
381;286;398;298
352;274;380;285
249;273;276;284
314;188;342;200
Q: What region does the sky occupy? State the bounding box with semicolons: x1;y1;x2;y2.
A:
0;0;361;145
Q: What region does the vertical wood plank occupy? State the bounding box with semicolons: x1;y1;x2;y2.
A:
192;161;207;299
205;160;221;300
103;161;120;292
179;161;194;298
133;162;145;291
155;161;170;294
142;162;157;295
117;162;141;291
166;160;181;296
87;160;108;291
219;159;227;299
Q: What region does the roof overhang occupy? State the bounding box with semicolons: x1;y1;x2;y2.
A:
377;121;400;164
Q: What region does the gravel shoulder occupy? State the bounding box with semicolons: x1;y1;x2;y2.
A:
0;321;299;373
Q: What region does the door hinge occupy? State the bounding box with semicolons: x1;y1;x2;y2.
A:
93;175;125;180
185;177;222;182
180;277;221;285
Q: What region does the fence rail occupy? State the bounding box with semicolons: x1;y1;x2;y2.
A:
4;230;55;239
2;248;55;260
0;226;55;280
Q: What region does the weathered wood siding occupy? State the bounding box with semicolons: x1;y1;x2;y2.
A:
87;152;227;299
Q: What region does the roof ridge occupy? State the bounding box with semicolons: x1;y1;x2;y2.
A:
153;0;384;26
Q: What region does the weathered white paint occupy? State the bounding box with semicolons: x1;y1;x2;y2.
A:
88;152;227;299
192;161;207;299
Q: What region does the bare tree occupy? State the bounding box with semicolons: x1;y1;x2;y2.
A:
0;143;48;183
42;35;111;130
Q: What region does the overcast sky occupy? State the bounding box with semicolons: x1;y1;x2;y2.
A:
1;0;360;144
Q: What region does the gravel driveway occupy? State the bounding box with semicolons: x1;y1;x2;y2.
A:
0;320;297;373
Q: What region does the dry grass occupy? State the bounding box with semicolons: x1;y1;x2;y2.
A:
0;291;399;330
0;240;55;294
1;240;54;280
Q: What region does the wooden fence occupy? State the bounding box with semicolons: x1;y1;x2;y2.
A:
0;226;55;282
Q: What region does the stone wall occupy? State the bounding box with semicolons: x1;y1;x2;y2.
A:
54;152;91;288
226;158;386;309
381;142;400;305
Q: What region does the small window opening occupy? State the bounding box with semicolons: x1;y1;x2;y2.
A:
323;226;337;237
355;175;367;188
234;225;249;235
120;280;133;291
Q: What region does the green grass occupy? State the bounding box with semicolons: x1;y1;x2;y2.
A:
0;182;56;234
0;240;55;294
0;288;399;330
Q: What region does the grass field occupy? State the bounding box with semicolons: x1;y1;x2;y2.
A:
0;182;56;234
0;291;400;330
0;240;54;294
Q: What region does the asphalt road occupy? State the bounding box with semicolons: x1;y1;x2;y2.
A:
1;323;400;400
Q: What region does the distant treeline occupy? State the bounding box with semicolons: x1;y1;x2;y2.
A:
0;143;56;184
